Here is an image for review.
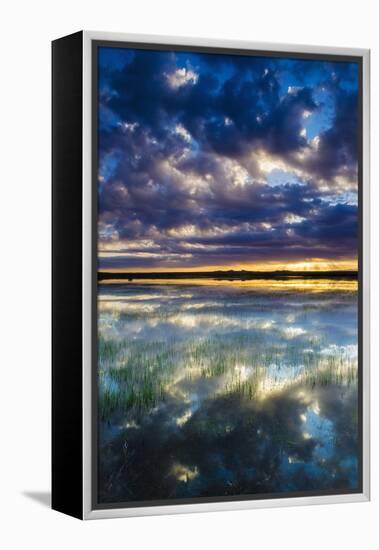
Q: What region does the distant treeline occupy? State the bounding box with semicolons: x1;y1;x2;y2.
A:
98;270;358;282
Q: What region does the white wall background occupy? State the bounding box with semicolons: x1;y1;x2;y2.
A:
1;1;377;548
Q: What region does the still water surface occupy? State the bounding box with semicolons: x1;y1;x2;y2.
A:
97;279;359;503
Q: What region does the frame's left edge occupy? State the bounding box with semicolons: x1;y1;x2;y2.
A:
52;30;84;520
81;32;371;520
83;30;93;521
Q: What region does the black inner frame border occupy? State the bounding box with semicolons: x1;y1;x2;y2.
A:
91;39;364;511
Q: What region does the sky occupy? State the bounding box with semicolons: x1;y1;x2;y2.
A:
97;46;359;272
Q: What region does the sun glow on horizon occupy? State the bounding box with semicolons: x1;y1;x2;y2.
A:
98;258;357;274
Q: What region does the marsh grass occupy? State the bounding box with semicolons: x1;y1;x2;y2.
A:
98;329;357;420
302;356;357;387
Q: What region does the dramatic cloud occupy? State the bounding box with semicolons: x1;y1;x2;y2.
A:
97;47;359;271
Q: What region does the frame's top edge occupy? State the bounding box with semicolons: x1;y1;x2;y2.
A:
82;30;369;58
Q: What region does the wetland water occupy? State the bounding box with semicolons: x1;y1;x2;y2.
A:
97;278;359;504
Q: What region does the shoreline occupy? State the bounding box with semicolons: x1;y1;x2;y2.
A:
98;270;358;282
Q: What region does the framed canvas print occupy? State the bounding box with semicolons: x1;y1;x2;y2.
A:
52;31;370;519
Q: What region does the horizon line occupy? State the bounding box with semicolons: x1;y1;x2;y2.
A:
98;268;358;274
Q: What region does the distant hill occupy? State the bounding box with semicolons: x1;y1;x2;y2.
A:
98;270;358;281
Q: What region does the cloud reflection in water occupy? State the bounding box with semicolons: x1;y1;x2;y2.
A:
97;280;358;503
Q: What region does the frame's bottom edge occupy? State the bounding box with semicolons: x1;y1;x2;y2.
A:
83;492;369;520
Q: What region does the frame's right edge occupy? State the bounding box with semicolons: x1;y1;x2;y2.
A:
361;48;370;502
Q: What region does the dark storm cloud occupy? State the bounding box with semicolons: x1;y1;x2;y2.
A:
97;47;359;270
101;50;317;159
201;80;316;157
303;88;358;181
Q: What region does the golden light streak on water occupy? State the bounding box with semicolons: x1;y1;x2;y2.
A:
100;278;358;293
